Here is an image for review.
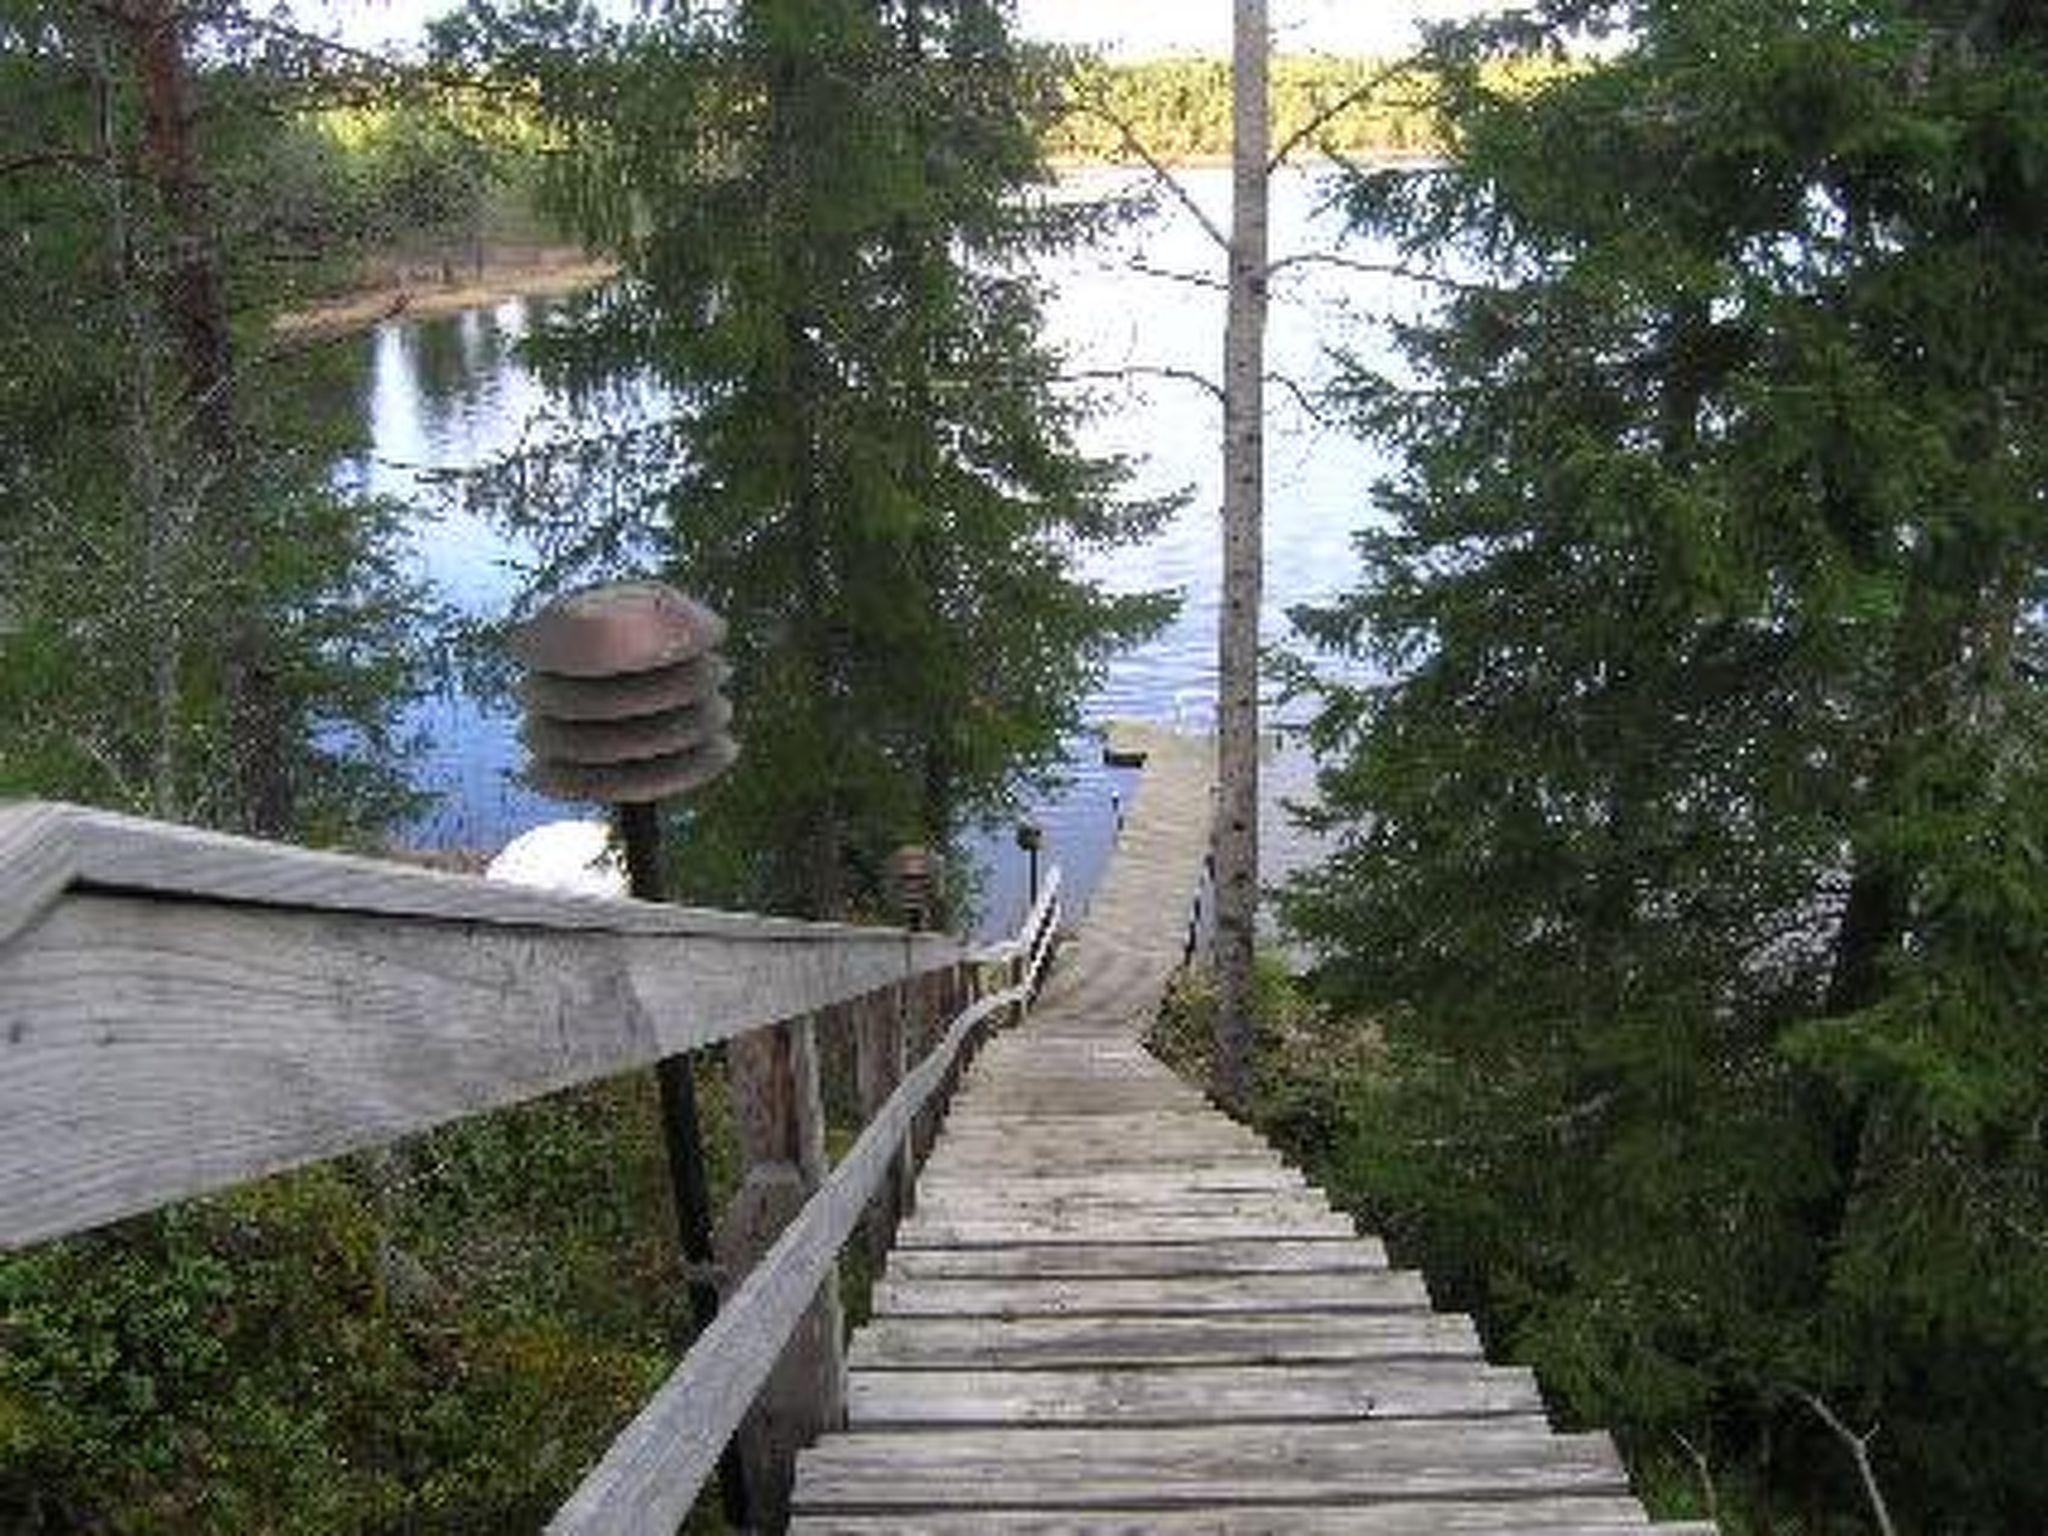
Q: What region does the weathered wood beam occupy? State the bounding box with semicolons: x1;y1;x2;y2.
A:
0;803;959;1248
0;801;955;948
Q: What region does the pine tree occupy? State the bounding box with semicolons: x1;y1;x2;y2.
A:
1287;0;2048;1523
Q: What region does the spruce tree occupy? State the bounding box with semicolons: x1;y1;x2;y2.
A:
442;0;1172;920
1287;1;2048;1523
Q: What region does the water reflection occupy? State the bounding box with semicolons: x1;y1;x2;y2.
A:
342;167;1418;932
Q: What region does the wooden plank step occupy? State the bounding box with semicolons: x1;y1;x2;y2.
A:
936;1124;1266;1149
905;1190;1341;1223
846;1359;1544;1427
926;1144;1276;1170
791;1418;1629;1510
918;1164;1293;1185
895;1210;1356;1246
931;1136;1275;1161
849;1310;1481;1369
885;1237;1387;1280
913;1167;1305;1200
938;1115;1258;1133
791;1496;1695;1534
872;1269;1431;1317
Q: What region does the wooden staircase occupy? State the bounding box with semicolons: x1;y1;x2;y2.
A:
790;725;1714;1534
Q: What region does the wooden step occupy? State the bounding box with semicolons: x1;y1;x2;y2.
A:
883;1237;1388;1279
792;1418;1630;1510
849;1310;1482;1369
793;1501;1714;1534
847;1359;1544;1427
789;725;1703;1534
871;1269;1431;1317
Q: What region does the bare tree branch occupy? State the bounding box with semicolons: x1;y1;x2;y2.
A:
1127;258;1226;293
1794;1389;1899;1536
1674;1433;1721;1528
1061;364;1226;405
1264;369;1330;427
1061;90;1230;252
1267;59;1413;173
0;148;110;181
1405;1091;1621;1151
1267;249;1491;295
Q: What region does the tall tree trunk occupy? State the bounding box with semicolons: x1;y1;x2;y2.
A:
897;0;954;857
118;0;291;836
1213;0;1269;1111
91;25;181;816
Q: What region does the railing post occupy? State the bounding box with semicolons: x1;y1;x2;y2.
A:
909;968;946;1165
854;974;909;1263
716;1014;844;1529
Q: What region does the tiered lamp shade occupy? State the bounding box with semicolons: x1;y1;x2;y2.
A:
517;582;739;804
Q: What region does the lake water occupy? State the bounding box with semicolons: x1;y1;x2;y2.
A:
342;166;1415;936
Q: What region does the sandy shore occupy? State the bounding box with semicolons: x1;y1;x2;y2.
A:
275;248;619;340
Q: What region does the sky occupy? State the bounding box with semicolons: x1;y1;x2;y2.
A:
313;1;1495;59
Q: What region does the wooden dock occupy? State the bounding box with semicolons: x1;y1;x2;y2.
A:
791;721;1711;1533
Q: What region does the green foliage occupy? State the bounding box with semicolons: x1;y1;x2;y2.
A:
304;96;553;289
0;1072;712;1532
1287;0;2048;1527
439;0;1174;920
0;1;430;833
0;9;691;1530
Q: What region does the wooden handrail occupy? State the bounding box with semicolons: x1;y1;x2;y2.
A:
550;864;1063;1534
969;866;1063;970
1018;865;1063;999
1;799;1067;1530
0;802;935;946
0;802;962;1249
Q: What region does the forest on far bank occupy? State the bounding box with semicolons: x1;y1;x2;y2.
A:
284;51;1458;321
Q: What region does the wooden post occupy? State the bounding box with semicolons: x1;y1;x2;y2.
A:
908;968;947;1165
616;805;754;1529
715;1014;844;1529
854;982;909;1263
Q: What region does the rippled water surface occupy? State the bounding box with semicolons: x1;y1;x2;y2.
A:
343;167;1420;935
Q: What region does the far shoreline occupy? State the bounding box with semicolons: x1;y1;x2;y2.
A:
276;151;1440;341
274;248;620;342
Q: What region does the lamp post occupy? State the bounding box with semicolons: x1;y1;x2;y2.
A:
517;580;748;1525
1014;820;1043;910
886;844;937;933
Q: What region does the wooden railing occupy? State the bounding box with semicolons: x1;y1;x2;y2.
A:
0;801;1063;1532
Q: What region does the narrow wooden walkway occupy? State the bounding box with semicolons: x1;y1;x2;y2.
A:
792;722;1712;1533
